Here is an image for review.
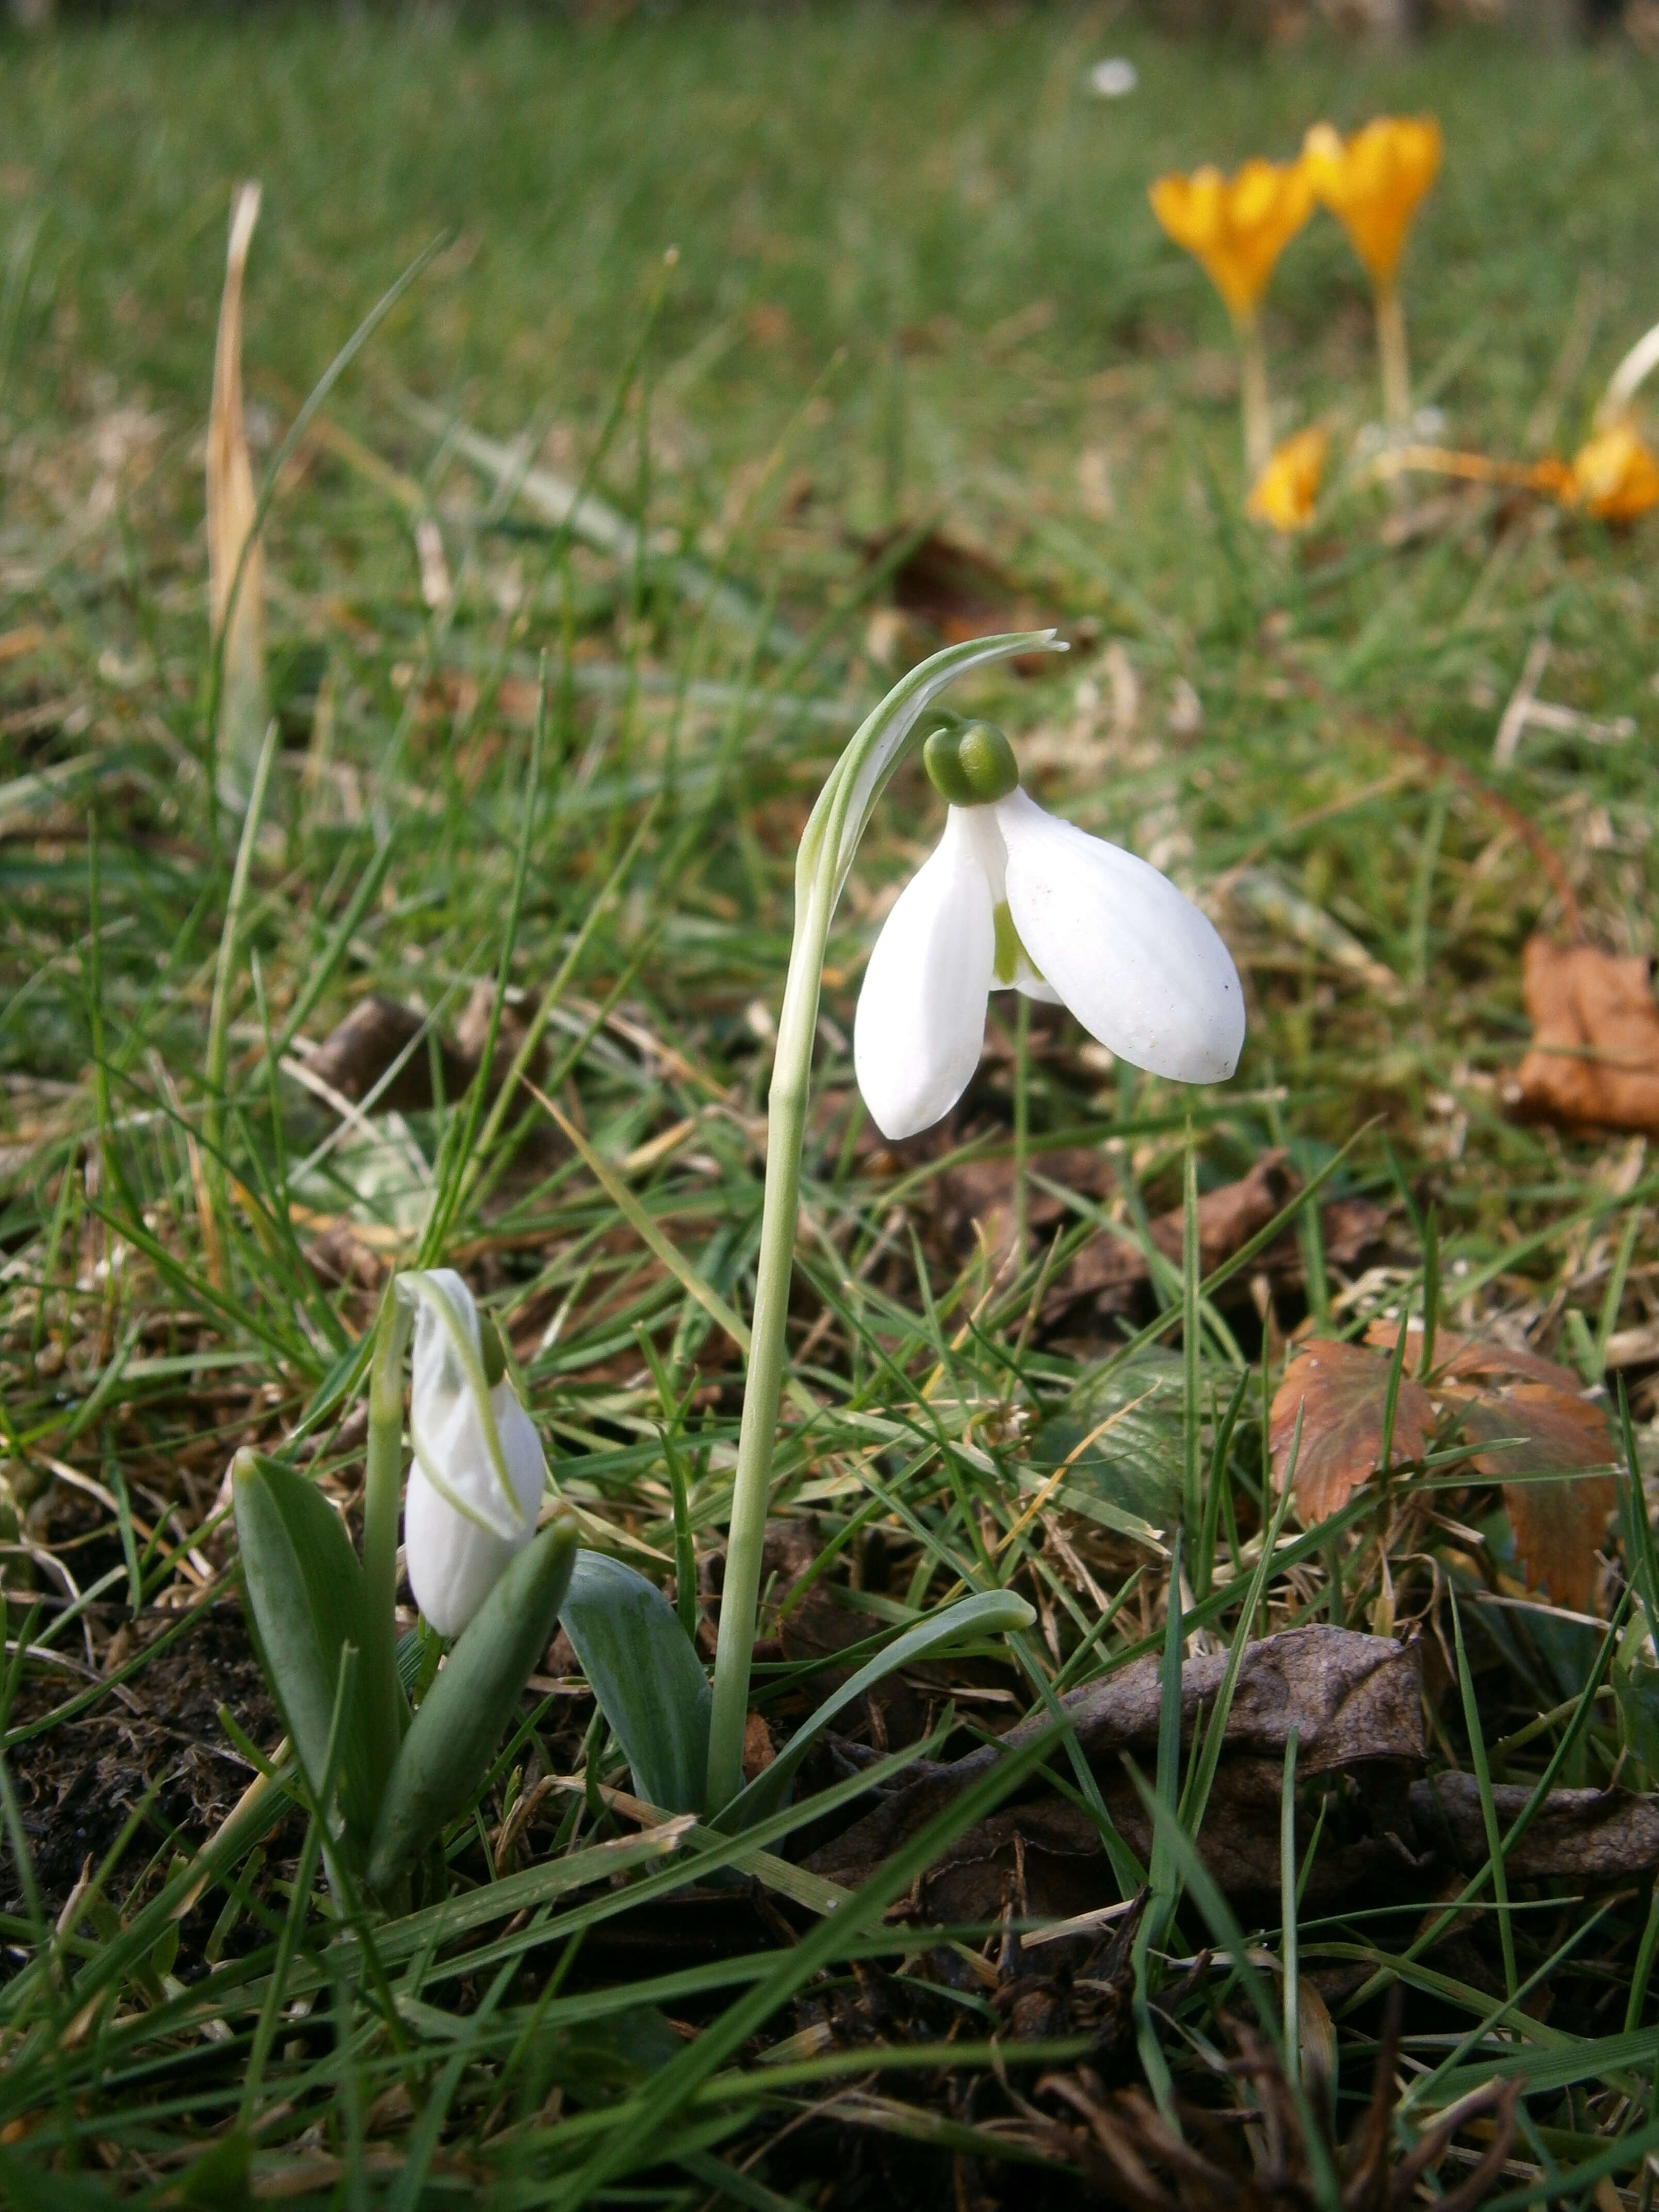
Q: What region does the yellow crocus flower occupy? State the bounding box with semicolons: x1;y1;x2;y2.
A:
1149;157;1314;477
1374;428;1658;526
1302;116;1442;291
1303;116;1442;431
1149;158;1316;324
1566;424;1659;523
1246;427;1328;533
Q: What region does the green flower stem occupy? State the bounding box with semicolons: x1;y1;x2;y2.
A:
1237;311;1272;481
703;629;1062;1813
1376;282;1411;433
363;1289;414;1752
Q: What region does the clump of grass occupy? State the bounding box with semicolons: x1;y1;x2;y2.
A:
2;12;1659;2205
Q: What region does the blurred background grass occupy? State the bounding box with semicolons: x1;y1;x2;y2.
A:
6;9;1657;1154
7;14;1659;448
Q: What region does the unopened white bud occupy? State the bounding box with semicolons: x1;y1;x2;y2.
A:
398;1270;547;1638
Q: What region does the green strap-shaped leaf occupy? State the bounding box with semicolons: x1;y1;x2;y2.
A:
716;1589;1035;1831
558;1551;711;1816
368;1514;578;1895
233;1451;391;1858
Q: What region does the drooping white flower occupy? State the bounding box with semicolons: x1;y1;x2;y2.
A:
853;722;1244;1141
398;1270;547;1638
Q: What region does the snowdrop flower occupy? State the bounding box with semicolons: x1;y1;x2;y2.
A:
399;1270;547;1638
854;722;1244;1141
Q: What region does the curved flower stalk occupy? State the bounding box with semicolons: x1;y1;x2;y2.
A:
853;721;1243;1140
1246;426;1328;535
1150;158;1314;478
1303;117;1442;433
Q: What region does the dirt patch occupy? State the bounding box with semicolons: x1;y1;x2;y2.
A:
4;1600;278;1915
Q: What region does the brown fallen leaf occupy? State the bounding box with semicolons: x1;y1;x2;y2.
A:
1506;935;1659;1137
741;1711;775;1782
1045;1150;1295;1315
806;1626;1423;1890
1361;1318;1584;1396
933;1144;1113;1277
1043;1155;1388;1328
862;526;1055;674
1409;1774;1659;1878
1270;1339;1436;1524
909;1765;1407;1917
1449;1384;1615;1612
303;995;477;1114
1361;1321;1617;1613
301;984;546;1117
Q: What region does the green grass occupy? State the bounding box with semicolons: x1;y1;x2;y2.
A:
4;7;1659;2205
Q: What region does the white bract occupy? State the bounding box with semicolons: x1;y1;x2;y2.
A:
853;738;1244;1141
398;1270;547;1638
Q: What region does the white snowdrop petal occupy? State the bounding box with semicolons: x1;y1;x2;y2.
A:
491;1384;550;1530
405;1469;524;1638
854;808;996;1140
998;789;1245;1082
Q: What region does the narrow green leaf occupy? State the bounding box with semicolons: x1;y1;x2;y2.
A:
368;1514;579;1894
232;1450;389;1853
558;1550;711;1816
1450;1590;1518;2002
718;1588;1035;1831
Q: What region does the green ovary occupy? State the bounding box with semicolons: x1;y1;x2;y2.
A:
992;900;1044;987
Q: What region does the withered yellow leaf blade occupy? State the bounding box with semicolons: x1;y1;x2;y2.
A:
207;181;268;807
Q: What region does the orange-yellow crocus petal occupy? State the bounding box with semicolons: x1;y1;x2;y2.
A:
1246;427;1328;532
1567;424;1659;522
1149;156;1315;324
1303;115;1442;292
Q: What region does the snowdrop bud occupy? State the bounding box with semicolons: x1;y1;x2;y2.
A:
398;1271;548;1639
923;720;1020;808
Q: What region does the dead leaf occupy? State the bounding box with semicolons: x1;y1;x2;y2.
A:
1409;1775;1659;1877
300;1218;383;1294
1045;1150;1388;1326
206;182;268;806
863;528;1055;674
1362;1323;1618;1612
301;986;546;1117
452;981;548;1096
302;995;477;1114
1506;935;1659;1137
741;1711;775;1782
1361;1319;1583;1395
1449;1384;1615;1612
807;1626;1423;1892
1270;1339;1435;1524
